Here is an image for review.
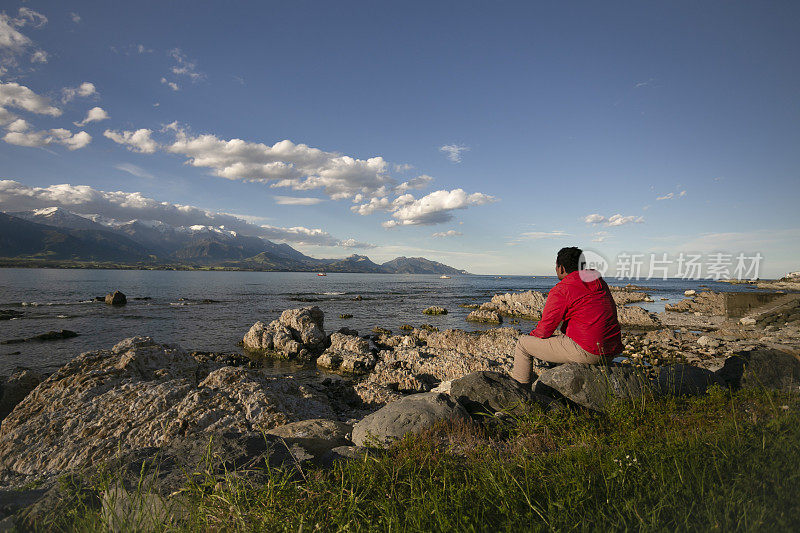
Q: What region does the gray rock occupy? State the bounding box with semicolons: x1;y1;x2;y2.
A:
317;350;376;375
328;332;370;353
616;305;661;329
243;306;327;358
466;309;502;324
266;419;352;458
697;335;720;348
317;333;376;374
609;289;651;305
422;306;448;315
652;364;723;395
0;337;336;479
535;364;653;411
280;307;326;351
536;363;725;411
105;291;127;306
716;349;800;392
450;371;536;415
476;291;546;319
352;392;470;447
0;368;41;421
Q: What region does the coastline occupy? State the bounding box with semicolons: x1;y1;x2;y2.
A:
1;282;799;528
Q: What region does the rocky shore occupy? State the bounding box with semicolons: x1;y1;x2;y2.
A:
1;285;799;526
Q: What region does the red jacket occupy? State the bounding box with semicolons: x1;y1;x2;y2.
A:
530;270;623;357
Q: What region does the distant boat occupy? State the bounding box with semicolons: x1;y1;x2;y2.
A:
317;272;326;276
440;275;451;279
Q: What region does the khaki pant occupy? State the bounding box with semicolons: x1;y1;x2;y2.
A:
512;333;602;384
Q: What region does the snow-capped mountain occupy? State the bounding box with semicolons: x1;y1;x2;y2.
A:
11;207;109;232
0;208;467;274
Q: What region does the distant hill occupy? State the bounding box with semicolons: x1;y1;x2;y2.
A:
0;209;470;274
381;256;466;275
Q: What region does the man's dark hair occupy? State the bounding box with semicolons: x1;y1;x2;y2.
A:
556;247;584;273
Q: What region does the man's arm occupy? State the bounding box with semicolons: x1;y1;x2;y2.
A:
530;286;567;338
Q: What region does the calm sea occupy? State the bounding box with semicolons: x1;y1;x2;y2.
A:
0;268;764;375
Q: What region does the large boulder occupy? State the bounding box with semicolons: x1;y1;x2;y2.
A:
0;337;336;479
279;307;326;350
535;364;652;411
716;349;800;392
352;392;470;447
243;306;326;358
450;371;537;415
536;363;723;411
478;290;546;320
105;291;127;306
651;364;723;395
0;368;42;421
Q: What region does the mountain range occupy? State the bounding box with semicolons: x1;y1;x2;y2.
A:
0;208;467;275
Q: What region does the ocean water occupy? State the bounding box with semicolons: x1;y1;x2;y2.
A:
0;268;765;375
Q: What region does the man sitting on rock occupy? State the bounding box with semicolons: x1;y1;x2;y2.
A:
512;246;623;385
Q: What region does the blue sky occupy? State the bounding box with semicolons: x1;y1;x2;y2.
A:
0;1;798;276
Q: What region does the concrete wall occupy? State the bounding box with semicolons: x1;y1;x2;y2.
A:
723;292;784;318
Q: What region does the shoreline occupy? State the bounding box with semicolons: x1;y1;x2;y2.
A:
0;287;799;527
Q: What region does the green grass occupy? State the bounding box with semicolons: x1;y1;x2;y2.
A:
33;386;800;532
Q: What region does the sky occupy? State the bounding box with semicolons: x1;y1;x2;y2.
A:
0;1;798;277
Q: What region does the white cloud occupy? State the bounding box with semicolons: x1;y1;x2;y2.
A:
61;82;97;103
160;48;203;90
0;179;368;247
70;12;81;24
350;194;414;216
161;77;179;91
607;214;644;226
74;106;109;126
0;13;32;55
383;189;495;227
656;190;687;201
591;231;609;243
0;106;17;126
394;174;433;193
30;49;47;63
519;230;570;240
0;9;48;71
393;163;414;172
164;127;395;200
6;118;28;132
432;230;462;238
104;128;159;153
338;238;376;249
169;48;204;81
15;8;48;28
114;163;154;179
584;213;644;226
273;195;324;206
439;144;469;163
3;125;91;150
0;82;61;116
